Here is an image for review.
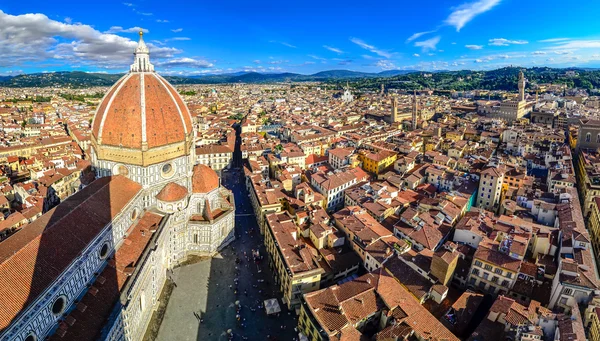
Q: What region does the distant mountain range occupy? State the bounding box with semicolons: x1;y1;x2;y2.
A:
0;69;418;87
0;67;598;89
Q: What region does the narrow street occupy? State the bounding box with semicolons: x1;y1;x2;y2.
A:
155;124;298;341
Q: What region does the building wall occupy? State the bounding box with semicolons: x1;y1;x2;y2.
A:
468;258;516;296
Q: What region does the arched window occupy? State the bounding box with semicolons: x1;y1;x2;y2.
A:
596;134;600;143
586;133;592;142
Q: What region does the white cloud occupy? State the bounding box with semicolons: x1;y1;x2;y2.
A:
548;40;600;50
538;38;570;43
375;60;397;70
253;60;261;64
171;28;183;33
465;44;483;50
413;53;420;57
531;51;546;55
474;59;484;63
105;26;148;34
0;10;181;69
122;2;134;6
281;42;296;48
156;19;169;23
350;37;392;58
308;54;326;63
414;36;440;52
445;0;501;31
64;17;72;24
323;45;343;54
488;38;528;46
406;30;436;43
155;57;213;69
166;37;191;41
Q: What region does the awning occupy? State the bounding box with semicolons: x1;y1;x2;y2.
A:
264;298;281;315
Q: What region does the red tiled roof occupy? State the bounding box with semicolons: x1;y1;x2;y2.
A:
192;164;220;193
0;176;142;333
92;73;193;149
48;211;163;341
156;182;188;202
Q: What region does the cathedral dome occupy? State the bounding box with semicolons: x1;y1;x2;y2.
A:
156;182;188;202
91;32;194;166
192;164;220;193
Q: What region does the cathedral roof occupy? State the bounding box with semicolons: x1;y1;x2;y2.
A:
91;72;193;149
156;182;188;202
90;33;193;164
0;176;142;333
192;164;220;193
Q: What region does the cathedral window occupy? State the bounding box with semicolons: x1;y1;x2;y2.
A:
99;243;110;259
586;133;591;143
24;334;37;341
131;208;139;221
51;296;67;315
161;162;176;179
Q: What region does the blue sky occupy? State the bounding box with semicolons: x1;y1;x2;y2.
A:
2;0;600;75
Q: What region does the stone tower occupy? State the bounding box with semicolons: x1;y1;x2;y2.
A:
411;90;419;130
391;96;398;123
518;70;525;102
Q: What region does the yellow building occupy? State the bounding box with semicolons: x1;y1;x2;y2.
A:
468;242;520;296
589;197;600;270
357;149;397;175
586;299;600;341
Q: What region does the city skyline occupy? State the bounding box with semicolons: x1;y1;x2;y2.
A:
2;0;600;75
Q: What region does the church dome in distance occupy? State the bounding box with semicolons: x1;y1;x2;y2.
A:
192;164;220;193
91;31;194;166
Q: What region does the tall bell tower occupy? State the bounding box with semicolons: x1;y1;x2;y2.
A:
518;70;525;102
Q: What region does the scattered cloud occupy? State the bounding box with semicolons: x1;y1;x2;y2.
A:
323;45;343;54
156;19;169;23
375;60;397;70
155;57;213;69
171;28;183;33
488;38;528;46
413;53;420;57
547;39;600;50
308;54;327;63
336;59;353;65
414;36;440;52
445;0;501;31
122;2;134;6
64;17;72;24
538;38;570;43
253;60;261;64
135;11;153;16
350;37;392;58
531;51;546;55
269;40;296;48
465;44;483;50
105;26;148;34
406;30;436;43
0;10;180;69
166;37;191;41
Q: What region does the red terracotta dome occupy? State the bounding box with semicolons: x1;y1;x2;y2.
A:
91;32;193;154
192;164;220;193
156;182;188;202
